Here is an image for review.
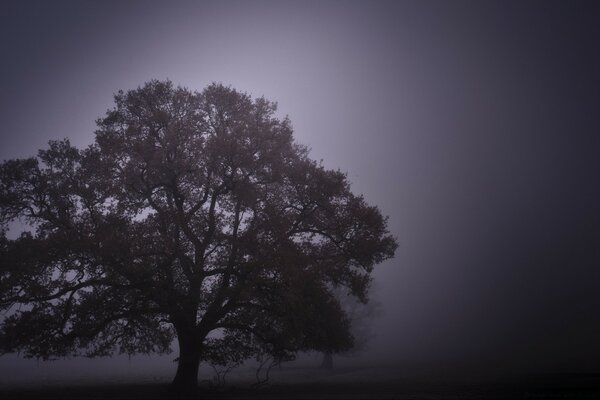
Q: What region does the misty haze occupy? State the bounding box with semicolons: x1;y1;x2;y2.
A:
1;1;600;399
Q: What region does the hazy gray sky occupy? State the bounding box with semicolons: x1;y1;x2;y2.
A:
1;0;599;379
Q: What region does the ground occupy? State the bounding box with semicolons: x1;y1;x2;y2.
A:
1;363;600;399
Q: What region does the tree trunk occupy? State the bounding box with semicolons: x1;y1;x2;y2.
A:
170;332;202;395
320;352;333;369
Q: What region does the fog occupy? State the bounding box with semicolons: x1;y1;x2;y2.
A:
1;0;599;388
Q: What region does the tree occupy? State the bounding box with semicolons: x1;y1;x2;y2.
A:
319;285;383;369
0;81;397;393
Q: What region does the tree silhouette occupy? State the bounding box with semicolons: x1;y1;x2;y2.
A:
319;284;383;369
0;81;397;392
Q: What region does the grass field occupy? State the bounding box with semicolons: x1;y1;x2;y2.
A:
1;364;600;399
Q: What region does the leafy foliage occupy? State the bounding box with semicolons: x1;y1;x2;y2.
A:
0;81;396;386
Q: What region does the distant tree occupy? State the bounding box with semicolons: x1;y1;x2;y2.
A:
0;81;397;393
319;285;383;369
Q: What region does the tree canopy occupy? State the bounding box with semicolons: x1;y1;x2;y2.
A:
0;81;397;391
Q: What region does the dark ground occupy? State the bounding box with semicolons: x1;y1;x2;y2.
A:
1;371;600;399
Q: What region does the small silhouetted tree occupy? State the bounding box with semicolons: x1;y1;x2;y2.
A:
319;284;383;369
0;81;397;393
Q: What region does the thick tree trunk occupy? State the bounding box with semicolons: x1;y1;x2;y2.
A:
320;352;333;369
170;332;202;395
171;353;201;394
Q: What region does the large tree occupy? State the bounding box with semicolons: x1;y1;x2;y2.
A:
0;81;396;392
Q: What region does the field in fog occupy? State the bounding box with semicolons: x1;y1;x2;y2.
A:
1;353;600;399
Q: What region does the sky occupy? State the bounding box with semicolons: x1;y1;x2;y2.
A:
1;0;600;383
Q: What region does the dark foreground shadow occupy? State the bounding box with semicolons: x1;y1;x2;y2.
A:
2;374;600;399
